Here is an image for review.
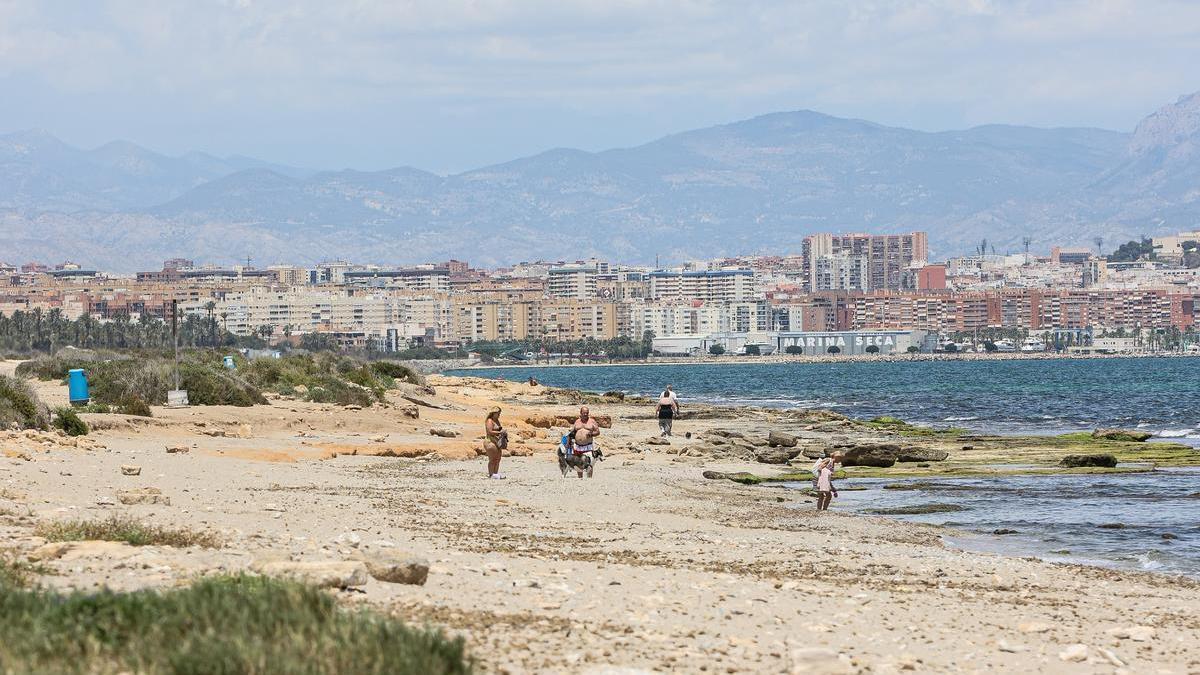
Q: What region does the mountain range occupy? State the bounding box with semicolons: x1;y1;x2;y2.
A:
3;91;1200;272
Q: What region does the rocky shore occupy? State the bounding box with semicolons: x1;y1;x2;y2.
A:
2;362;1198;673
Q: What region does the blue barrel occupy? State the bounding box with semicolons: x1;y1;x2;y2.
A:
68;369;89;405
222;356;236;370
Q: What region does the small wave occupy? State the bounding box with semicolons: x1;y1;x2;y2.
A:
1135;553;1166;571
1156;428;1196;438
943;416;979;421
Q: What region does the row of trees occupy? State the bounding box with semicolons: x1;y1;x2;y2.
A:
0;309;240;354
466;332;656;362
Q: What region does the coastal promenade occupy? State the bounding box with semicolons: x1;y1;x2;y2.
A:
1;365;1197;672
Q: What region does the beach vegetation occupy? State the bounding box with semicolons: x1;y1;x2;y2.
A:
34;515;222;549
51;407;88;436
0;574;472;674
784;345;803;355
906;346;920;353
708;344;725;355
0;374;50;430
18;351;265;407
826;345;840;354
865;344;880;354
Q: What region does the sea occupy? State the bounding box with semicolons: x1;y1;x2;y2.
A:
456;357;1200;576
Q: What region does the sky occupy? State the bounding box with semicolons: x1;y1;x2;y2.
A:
2;0;1199;174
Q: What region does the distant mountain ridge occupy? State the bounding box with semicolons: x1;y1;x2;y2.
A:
3;92;1200;272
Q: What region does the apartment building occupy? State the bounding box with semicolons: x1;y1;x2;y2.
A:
547;266;598;299
646;269;755;303
342;267;450;292
801;232;928;292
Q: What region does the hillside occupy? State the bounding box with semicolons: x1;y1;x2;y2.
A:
3;92;1200;271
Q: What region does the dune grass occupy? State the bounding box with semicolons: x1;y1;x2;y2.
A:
34;515;222;549
0;574;472;674
0;374;50;430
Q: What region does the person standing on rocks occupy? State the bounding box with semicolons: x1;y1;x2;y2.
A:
484;407;507;479
815;453;842;511
656;389;678;437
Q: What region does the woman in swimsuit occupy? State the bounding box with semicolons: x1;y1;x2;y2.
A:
484;407;506;479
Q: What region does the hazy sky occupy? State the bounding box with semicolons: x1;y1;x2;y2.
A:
2;0;1198;173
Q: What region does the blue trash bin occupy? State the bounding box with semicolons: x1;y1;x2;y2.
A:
222;356;236;370
68;369;90;405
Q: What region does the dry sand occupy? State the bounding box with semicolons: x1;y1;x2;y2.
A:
1;361;1198;674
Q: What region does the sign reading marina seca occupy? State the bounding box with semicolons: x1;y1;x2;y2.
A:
774;330;926;354
790;334;896;348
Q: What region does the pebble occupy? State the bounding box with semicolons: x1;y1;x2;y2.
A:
1058;644;1088;662
1106;626;1155;642
120;465;141;476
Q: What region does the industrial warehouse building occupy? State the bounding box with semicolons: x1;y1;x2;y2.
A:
652;330;933;356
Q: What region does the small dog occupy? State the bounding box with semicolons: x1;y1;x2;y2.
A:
558;436;603;478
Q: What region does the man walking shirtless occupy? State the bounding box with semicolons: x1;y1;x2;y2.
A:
571;406;601;477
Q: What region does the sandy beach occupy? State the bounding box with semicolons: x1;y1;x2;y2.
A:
2;361;1198;674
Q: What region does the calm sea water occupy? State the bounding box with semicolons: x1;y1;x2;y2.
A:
821;471;1200;577
457;357;1200;576
457;357;1200;440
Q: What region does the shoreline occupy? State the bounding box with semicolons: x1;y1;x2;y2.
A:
452;350;1200;370
3;365;1199;671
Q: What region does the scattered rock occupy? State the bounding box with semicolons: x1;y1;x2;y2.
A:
645;437;671;446
868;504;964;515
1092;429;1152;442
1106;625;1155;642
1096;646;1126;667
841;444;900;468
895;448;949;462
120;465;142;476
800;448;825;460
754;446;797;464
526;415;557;428
359;552;430;585
767;430;798;448
1097;523;1126;529
1017;621;1051;633
255;560;369;588
429;428;460;438
1059;453;1117;468
993;528;1019;535
117;487;170;505
1057;644;1088;662
788;647;852;674
28;542;75;561
701;470;763;485
399;405;420;419
234;424;253;439
1162;532;1178;540
165;445;190;454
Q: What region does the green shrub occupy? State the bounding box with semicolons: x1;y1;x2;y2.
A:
0;574;472;674
52;407;88;436
178;362;265;407
371;361;422;385
0;375;50;431
117;394;152;417
34;515;221;549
